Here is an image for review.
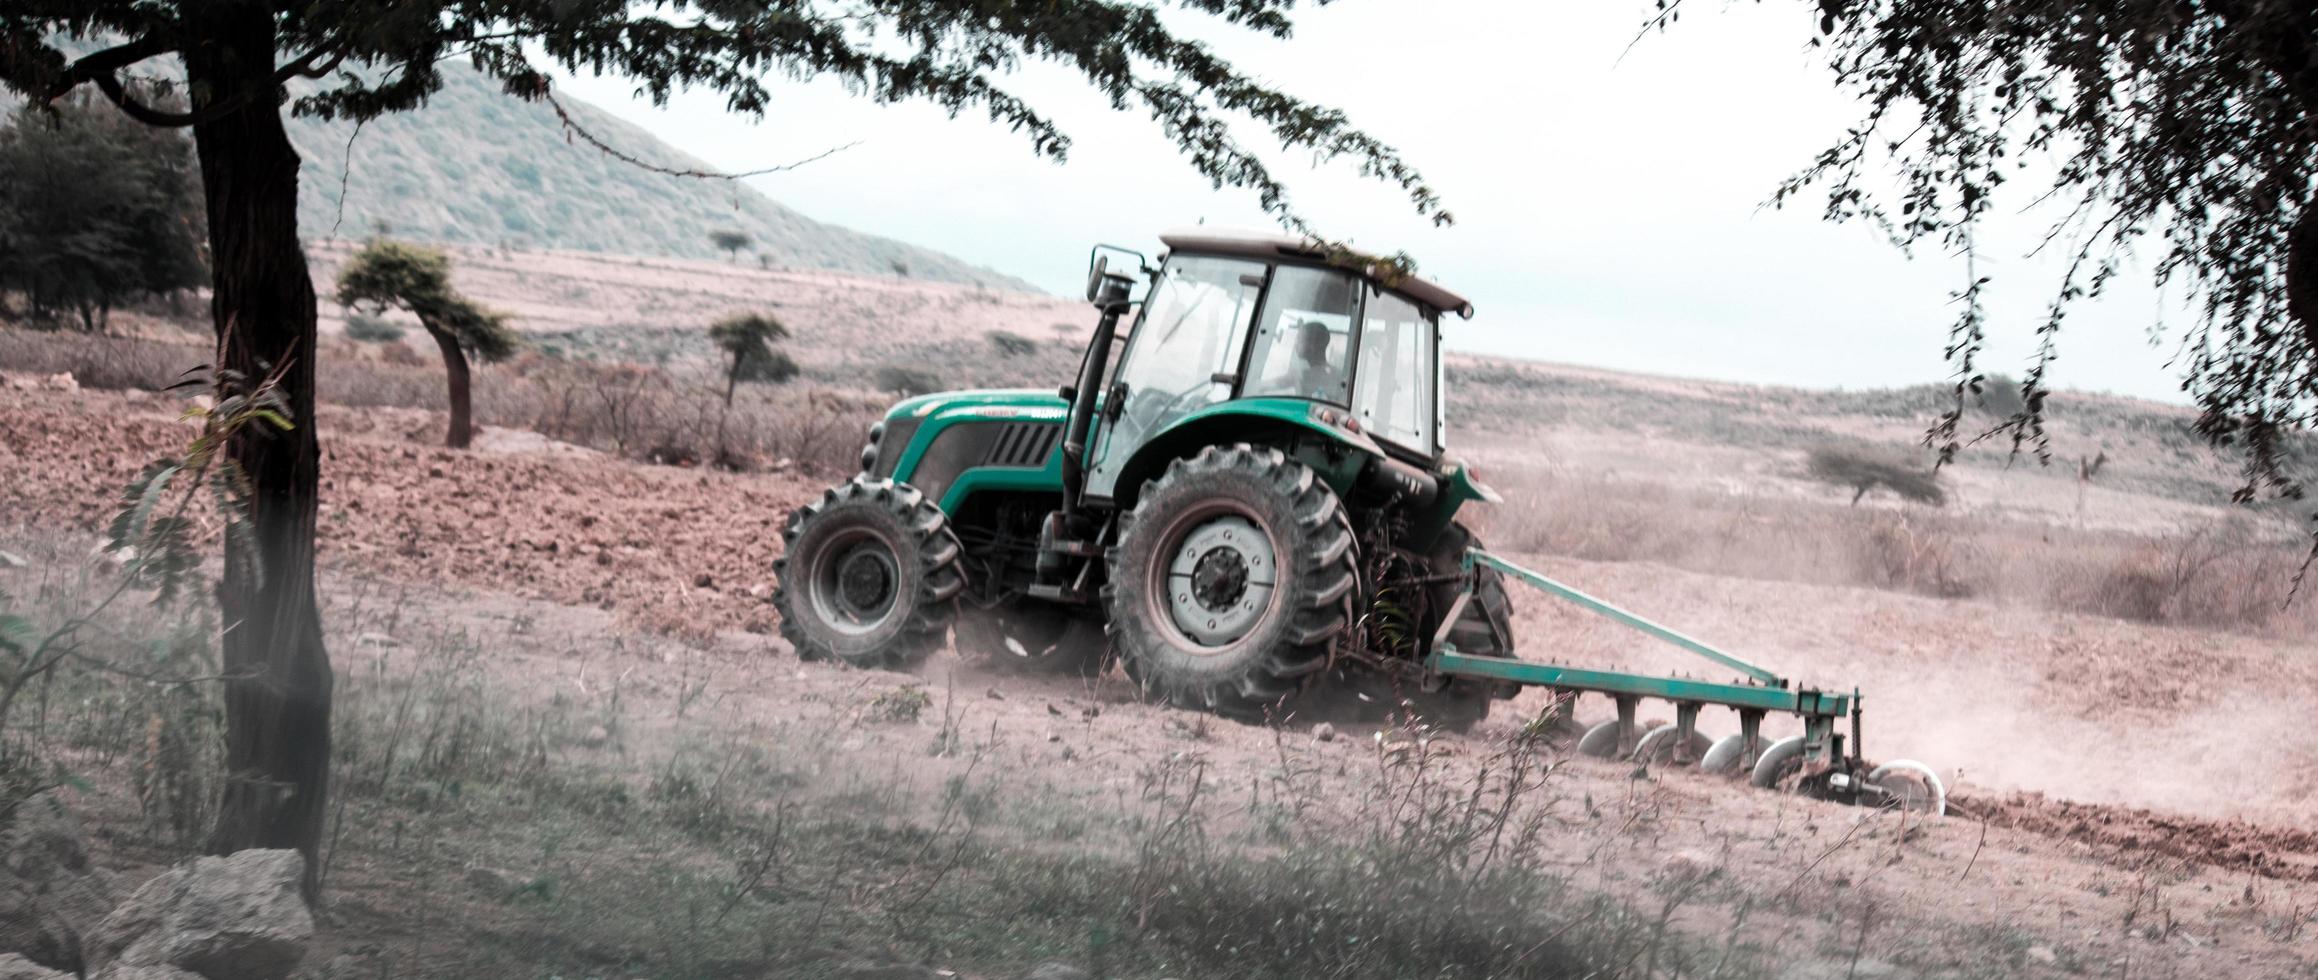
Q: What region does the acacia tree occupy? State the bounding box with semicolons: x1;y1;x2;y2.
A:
0;1;1444;895
336;240;517;449
707;312;795;460
1660;1;2318;536
709;229;751;263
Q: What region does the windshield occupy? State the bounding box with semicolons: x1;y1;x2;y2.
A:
1088;254;1266;496
1350;286;1437;453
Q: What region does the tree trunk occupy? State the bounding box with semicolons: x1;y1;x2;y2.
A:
425;321;476;448
715;360;739;459
185;2;333;900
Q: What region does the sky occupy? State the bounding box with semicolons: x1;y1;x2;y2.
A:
557;0;2192;403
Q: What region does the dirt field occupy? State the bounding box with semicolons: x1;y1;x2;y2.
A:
5;242;2317;976
5;364;2317;976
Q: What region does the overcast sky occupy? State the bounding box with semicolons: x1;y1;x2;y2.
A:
558;0;2190;403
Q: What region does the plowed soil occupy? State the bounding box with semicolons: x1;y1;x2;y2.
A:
6;378;2318;978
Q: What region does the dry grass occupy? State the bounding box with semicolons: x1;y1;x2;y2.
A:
0;326;884;477
1;529;1769;980
1478;470;2316;634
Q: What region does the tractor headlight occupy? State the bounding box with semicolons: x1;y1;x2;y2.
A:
859;421;885;474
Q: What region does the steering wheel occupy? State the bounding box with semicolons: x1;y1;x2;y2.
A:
1113;386;1203;442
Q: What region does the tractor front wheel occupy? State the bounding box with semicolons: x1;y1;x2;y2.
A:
1104;445;1357;719
773;477;964;669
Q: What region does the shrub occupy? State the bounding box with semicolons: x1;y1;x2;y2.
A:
2062;517;2293;628
1857;513;1976;598
873;363;944;396
1973;373;2030;418
736;347;798;384
1806;445;1947;506
344;312;406;343
987;332;1039;358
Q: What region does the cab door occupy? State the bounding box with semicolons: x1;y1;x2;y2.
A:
1084;255;1267;501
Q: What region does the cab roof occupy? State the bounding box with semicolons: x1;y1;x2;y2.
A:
1157;227;1474;319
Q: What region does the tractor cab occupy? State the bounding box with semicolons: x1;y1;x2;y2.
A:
1079;228;1471;506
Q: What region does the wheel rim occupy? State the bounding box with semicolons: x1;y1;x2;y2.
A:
810;527;902;636
1150;506;1278;650
965;608;1077;659
1866;760;1948;817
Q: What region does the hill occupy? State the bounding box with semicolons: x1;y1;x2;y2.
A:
281;65;1028;289
2;50;1026;288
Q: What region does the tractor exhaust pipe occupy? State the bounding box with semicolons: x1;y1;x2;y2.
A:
1059;259;1137;521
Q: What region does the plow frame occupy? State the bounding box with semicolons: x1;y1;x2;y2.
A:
1427;548;1865;775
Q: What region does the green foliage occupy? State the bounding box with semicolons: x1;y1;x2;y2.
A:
736;347;798;385
707;229;750;260
1971;372;2030;420
0;90;204;330
1806;445;1948;507
1720;0;2318;507
708;312;795;387
2;3;1447;248
343;312;405;343
336;240;518;361
104;365;287;607
1;364;282;802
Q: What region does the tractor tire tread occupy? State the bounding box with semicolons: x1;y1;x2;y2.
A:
1105;443;1357;719
772;476;962;671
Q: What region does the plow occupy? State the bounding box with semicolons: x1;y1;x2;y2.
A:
774;227;1947;816
1433;550;1946;814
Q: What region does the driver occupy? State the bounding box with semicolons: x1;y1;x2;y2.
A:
1265;319;1339;400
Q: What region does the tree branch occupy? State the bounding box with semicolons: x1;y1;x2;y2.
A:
89;71;201;127
43;34;179;100
275;43;347;82
541;90;860;181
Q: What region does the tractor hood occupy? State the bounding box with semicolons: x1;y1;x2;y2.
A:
888;388;1069;422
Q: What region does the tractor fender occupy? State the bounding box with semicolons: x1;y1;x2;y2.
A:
1106;399;1385;506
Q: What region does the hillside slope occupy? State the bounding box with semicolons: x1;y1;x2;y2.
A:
280;64;1026;289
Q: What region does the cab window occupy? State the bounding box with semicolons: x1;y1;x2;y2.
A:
1243;265;1360;404
1350;287;1436;453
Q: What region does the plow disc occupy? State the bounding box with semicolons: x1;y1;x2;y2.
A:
1428;549;1947;816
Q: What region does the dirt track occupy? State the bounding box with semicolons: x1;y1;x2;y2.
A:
7;381;2318;976
1;387;815;639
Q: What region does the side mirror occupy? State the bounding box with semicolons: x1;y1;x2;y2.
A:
1084;255;1112;303
1085;244;1145;307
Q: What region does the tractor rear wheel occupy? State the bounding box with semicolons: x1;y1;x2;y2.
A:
1426;522;1519;704
1105;445;1357;719
1302;522;1517;732
773;477;964;669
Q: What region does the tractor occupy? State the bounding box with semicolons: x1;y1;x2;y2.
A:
774;227;1515;726
773;227;1948;813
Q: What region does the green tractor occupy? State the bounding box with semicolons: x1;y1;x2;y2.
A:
770;227;1952;813
773;228;1519;726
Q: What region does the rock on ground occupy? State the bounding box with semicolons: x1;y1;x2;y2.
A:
90;966;204;980
0;792;116;973
0;953;72;980
1020;963;1093;980
830;960;946;980
87;850;312;980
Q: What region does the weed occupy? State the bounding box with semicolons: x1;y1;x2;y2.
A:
867;685;931;724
